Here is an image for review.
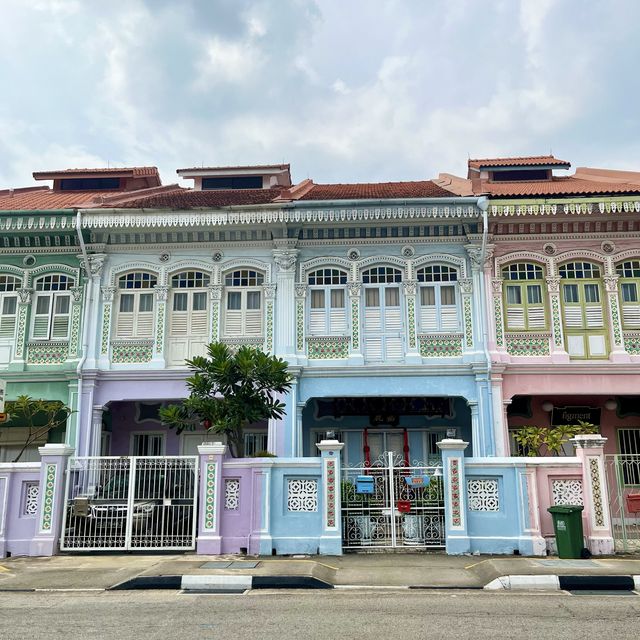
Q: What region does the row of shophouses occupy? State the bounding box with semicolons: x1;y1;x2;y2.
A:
1;155;640;559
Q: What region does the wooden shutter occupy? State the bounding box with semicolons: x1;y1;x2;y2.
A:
622;305;640;327
364;306;382;360
32;295;51;339
584;305;604;328
420;305;438;332
329;307;346;334
309;308;326;334
563;307;583;329
506;307;526;329
384;306;403;359
225;309;243;336
0;296;17;338
440;306;459;331
527;306;545;329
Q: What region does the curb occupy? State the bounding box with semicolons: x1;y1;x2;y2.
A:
110;574;334;592
484;574;640;591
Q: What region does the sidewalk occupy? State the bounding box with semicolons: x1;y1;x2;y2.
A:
1;552;640;591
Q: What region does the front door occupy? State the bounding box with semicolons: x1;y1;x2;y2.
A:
363;285;403;362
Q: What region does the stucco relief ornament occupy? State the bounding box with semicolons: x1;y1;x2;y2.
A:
273;249;299;272
17;288;33;305
402;280;417;296
465;245;494;270
348;283;362;296
489;278;502;295
263;283;277;299
603;275;619;293
545;276;561;294
101;286;116;303
295;284;308;298
153;285;169;302
458;278;473;295
80;253;106;278
208;285;223;301
70;286;84;303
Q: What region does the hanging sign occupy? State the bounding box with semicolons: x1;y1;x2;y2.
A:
551;406;600;426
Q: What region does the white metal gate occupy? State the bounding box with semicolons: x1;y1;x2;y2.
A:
60;456;198;551
341;452;444;549
604;454;640;553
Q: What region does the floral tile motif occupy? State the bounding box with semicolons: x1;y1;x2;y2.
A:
551;295;563;347
463;296;473;348
418;335;463;357
100;304;111;355
493;295;504;348
307;336;350;359
296;299;304;352
68;303;82;357
41;463;56;532
608;295;623;346
589;457;605;528
265;300;274;353
27;341;68;364
407;297;416;349
505;334;551;356
351;298;360;351
449;458;462;529
15;305;28;358
623;332;640;355
111;341;153;364
204;462;217;530
325;458;336;528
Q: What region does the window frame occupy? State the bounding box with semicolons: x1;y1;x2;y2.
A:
114;271;157;339
0;274;21;340
222;269;265;338
501;263;547;332
416;265;460;333
31;274;75;341
307;268;348;336
616;260;640;329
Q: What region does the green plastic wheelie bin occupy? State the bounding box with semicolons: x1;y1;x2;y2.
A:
547;505;587;559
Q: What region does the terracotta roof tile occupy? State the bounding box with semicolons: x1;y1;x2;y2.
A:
33;166;159;178
484;177;640;197
0;189;122;211
177;164;290;173
468;156;570;169
113;188;286;209
298;181;455;200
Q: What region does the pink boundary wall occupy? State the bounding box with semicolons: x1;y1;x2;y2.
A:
0;463;40;557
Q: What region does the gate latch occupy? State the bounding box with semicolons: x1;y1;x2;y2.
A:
397;500;411;513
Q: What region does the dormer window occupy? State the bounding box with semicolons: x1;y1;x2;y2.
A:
202;176;263;190
59;177;121;191
490;169;550;182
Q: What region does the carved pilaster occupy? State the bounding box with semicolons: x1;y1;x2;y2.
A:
209;285;223;342
546;277;565;352
152;286;169;358
402;280;418;351
490;278;505;349
603;276;625;350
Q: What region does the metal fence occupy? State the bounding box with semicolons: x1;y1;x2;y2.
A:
60;456;198;551
341;452;444;549
604;455;640;553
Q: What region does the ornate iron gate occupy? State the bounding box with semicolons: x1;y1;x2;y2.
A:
604;455;640;553
60;456;198;551
341;452;444;549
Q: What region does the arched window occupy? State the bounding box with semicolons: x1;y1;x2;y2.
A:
167;271;211;365
223;269;264;337
32;274;75;340
0;275;20;340
559;261;606;358
361;266;403;361
115;272;157;338
616;260;640;328
307;268;348;335
416;265;460;332
501;263;546;331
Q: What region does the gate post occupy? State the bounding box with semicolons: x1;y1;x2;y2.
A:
317;439;344;555
197;442;226;554
437;438;471;554
571;435;614;555
30;444;74;556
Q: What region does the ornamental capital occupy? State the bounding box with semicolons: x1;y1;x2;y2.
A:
263;283;277;299
545;276;561;294
208;285;223;301
17;287;33;304
295;284;308;298
603;275;619;293
78;253;106;278
458;278;473;294
153;285;170;302
70;286;84;303
465;244;494;270
101;286;116;303
347;283;362;297
273;248;299;273
402;280;417;296
490;278;503;295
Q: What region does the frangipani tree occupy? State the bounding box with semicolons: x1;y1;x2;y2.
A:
159;342;292;457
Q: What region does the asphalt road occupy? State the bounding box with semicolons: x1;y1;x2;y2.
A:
1;589;639;640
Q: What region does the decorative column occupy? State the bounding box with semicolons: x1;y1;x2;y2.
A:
208;285;222;343
78;253;105;369
403;280;420;363
11;288;32;367
458;278;475;353
603;275;629;361
437;439;471;554
30;444;74;556
490;278;507;354
263;283;277;354
571;435;614;555
466;400;482;457
317;439;345;555
272;240;298;360
546;276;569;362
347;283;364;364
68;285;84;359
294;284;307;361
196;442;226;555
490;365;509;457
521;464;547;556
151;284;169;366
98;286;116;367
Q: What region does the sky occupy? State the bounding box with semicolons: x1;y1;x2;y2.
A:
1;0;640;189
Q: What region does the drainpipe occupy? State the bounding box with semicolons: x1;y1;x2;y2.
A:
477;196;495;456
75;209;91;456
